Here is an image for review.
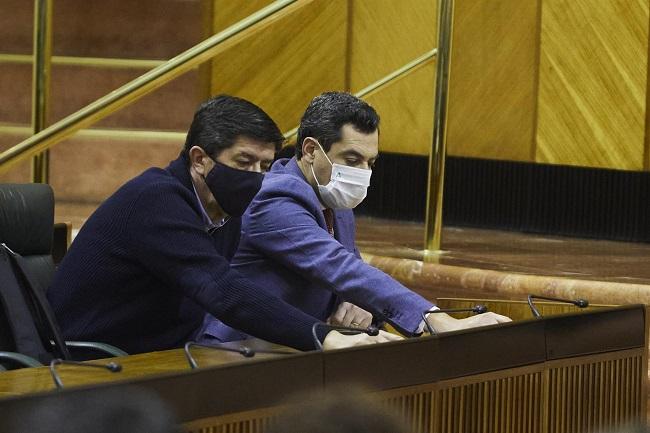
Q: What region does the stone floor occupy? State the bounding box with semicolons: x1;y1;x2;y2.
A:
355;216;650;285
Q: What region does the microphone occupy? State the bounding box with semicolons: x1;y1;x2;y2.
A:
421;305;488;335
49;359;122;389
311;323;380;351
184;341;296;369
184;342;255;369
527;294;589;318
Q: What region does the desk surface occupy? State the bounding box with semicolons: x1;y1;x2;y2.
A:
0;307;645;433
0;305;644;402
0;340;294;398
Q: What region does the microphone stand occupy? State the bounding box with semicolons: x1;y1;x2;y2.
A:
311;323;379;351
184;342;294;369
421;305;488;335
527;294;589;318
50;359;122;389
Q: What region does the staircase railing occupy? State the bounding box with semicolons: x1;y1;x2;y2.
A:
0;0;452;252
0;0;299;175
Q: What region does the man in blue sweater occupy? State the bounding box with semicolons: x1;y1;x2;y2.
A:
47;95;399;354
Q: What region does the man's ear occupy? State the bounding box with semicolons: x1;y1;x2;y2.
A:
189;146;209;176
302;138;318;163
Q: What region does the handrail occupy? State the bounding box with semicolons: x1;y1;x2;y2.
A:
0;53;166;69
0;124;187;143
0;0;299;175
283;48;437;141
1;46;437;160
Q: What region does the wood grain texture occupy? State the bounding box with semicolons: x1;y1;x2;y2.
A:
363;60;436;155
536;0;649;170
0;345;287;397
349;0;437;92
212;0;275;32
209;0;348;133
348;0;437;156
0;304;645;433
446;0;541;161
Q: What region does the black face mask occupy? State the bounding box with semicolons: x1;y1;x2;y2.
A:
204;159;264;217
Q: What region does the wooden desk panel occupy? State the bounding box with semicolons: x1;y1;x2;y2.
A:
545;307;646;360
0;346;286;398
322;337;440;390
434;319;546;379
0;305;645;433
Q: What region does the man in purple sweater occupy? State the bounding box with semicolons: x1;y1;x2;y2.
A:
47;95;398;354
200;92;510;343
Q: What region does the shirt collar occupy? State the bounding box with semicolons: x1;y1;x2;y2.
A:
191;180;226;232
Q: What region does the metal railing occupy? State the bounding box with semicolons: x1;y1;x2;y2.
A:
0;53;165;69
0;0;300;175
31;0;53;183
0;0;454;251
283;48;438;141
425;0;454;254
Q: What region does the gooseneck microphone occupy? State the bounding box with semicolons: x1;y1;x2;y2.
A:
49;359;122;389
421;305;488;335
527;294;589;318
183;342;294;369
184;342;255;369
311;323;380;351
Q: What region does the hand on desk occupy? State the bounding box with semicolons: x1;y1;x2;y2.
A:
327;302;373;329
322;329;402;350
426;312;511;333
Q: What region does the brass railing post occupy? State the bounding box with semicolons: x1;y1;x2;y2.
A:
424;0;454;253
0;0;298;174
31;0;53;183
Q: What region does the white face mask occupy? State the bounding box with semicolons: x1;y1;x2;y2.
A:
310;142;372;209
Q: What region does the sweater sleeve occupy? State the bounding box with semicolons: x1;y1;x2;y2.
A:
243;180;434;336
126;185;323;351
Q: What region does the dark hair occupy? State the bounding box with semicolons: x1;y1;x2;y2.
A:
182;94;284;162
8;387;179;433
295;92;380;159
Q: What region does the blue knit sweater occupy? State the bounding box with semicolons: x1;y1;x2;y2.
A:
47;156;322;353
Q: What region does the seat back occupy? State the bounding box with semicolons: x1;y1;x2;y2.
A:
0;184;70;364
0;183;56;290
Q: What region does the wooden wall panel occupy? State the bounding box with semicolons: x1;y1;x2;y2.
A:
209;0;347;133
364;61;436;155
349;0;437;156
349;0;437;92
536;0;649;170
212;0;275;32
446;0;540;162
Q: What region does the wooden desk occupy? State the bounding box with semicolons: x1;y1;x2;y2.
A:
0;305;646;433
0;342;292;397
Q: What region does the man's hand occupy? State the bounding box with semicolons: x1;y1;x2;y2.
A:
327;302;373;329
425;312;511;333
322;330;402;350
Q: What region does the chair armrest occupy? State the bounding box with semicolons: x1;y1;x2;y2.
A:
52;222;72;265
64;341;128;358
0;351;43;369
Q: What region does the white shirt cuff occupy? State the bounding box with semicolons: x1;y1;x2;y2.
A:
418;305;440;333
